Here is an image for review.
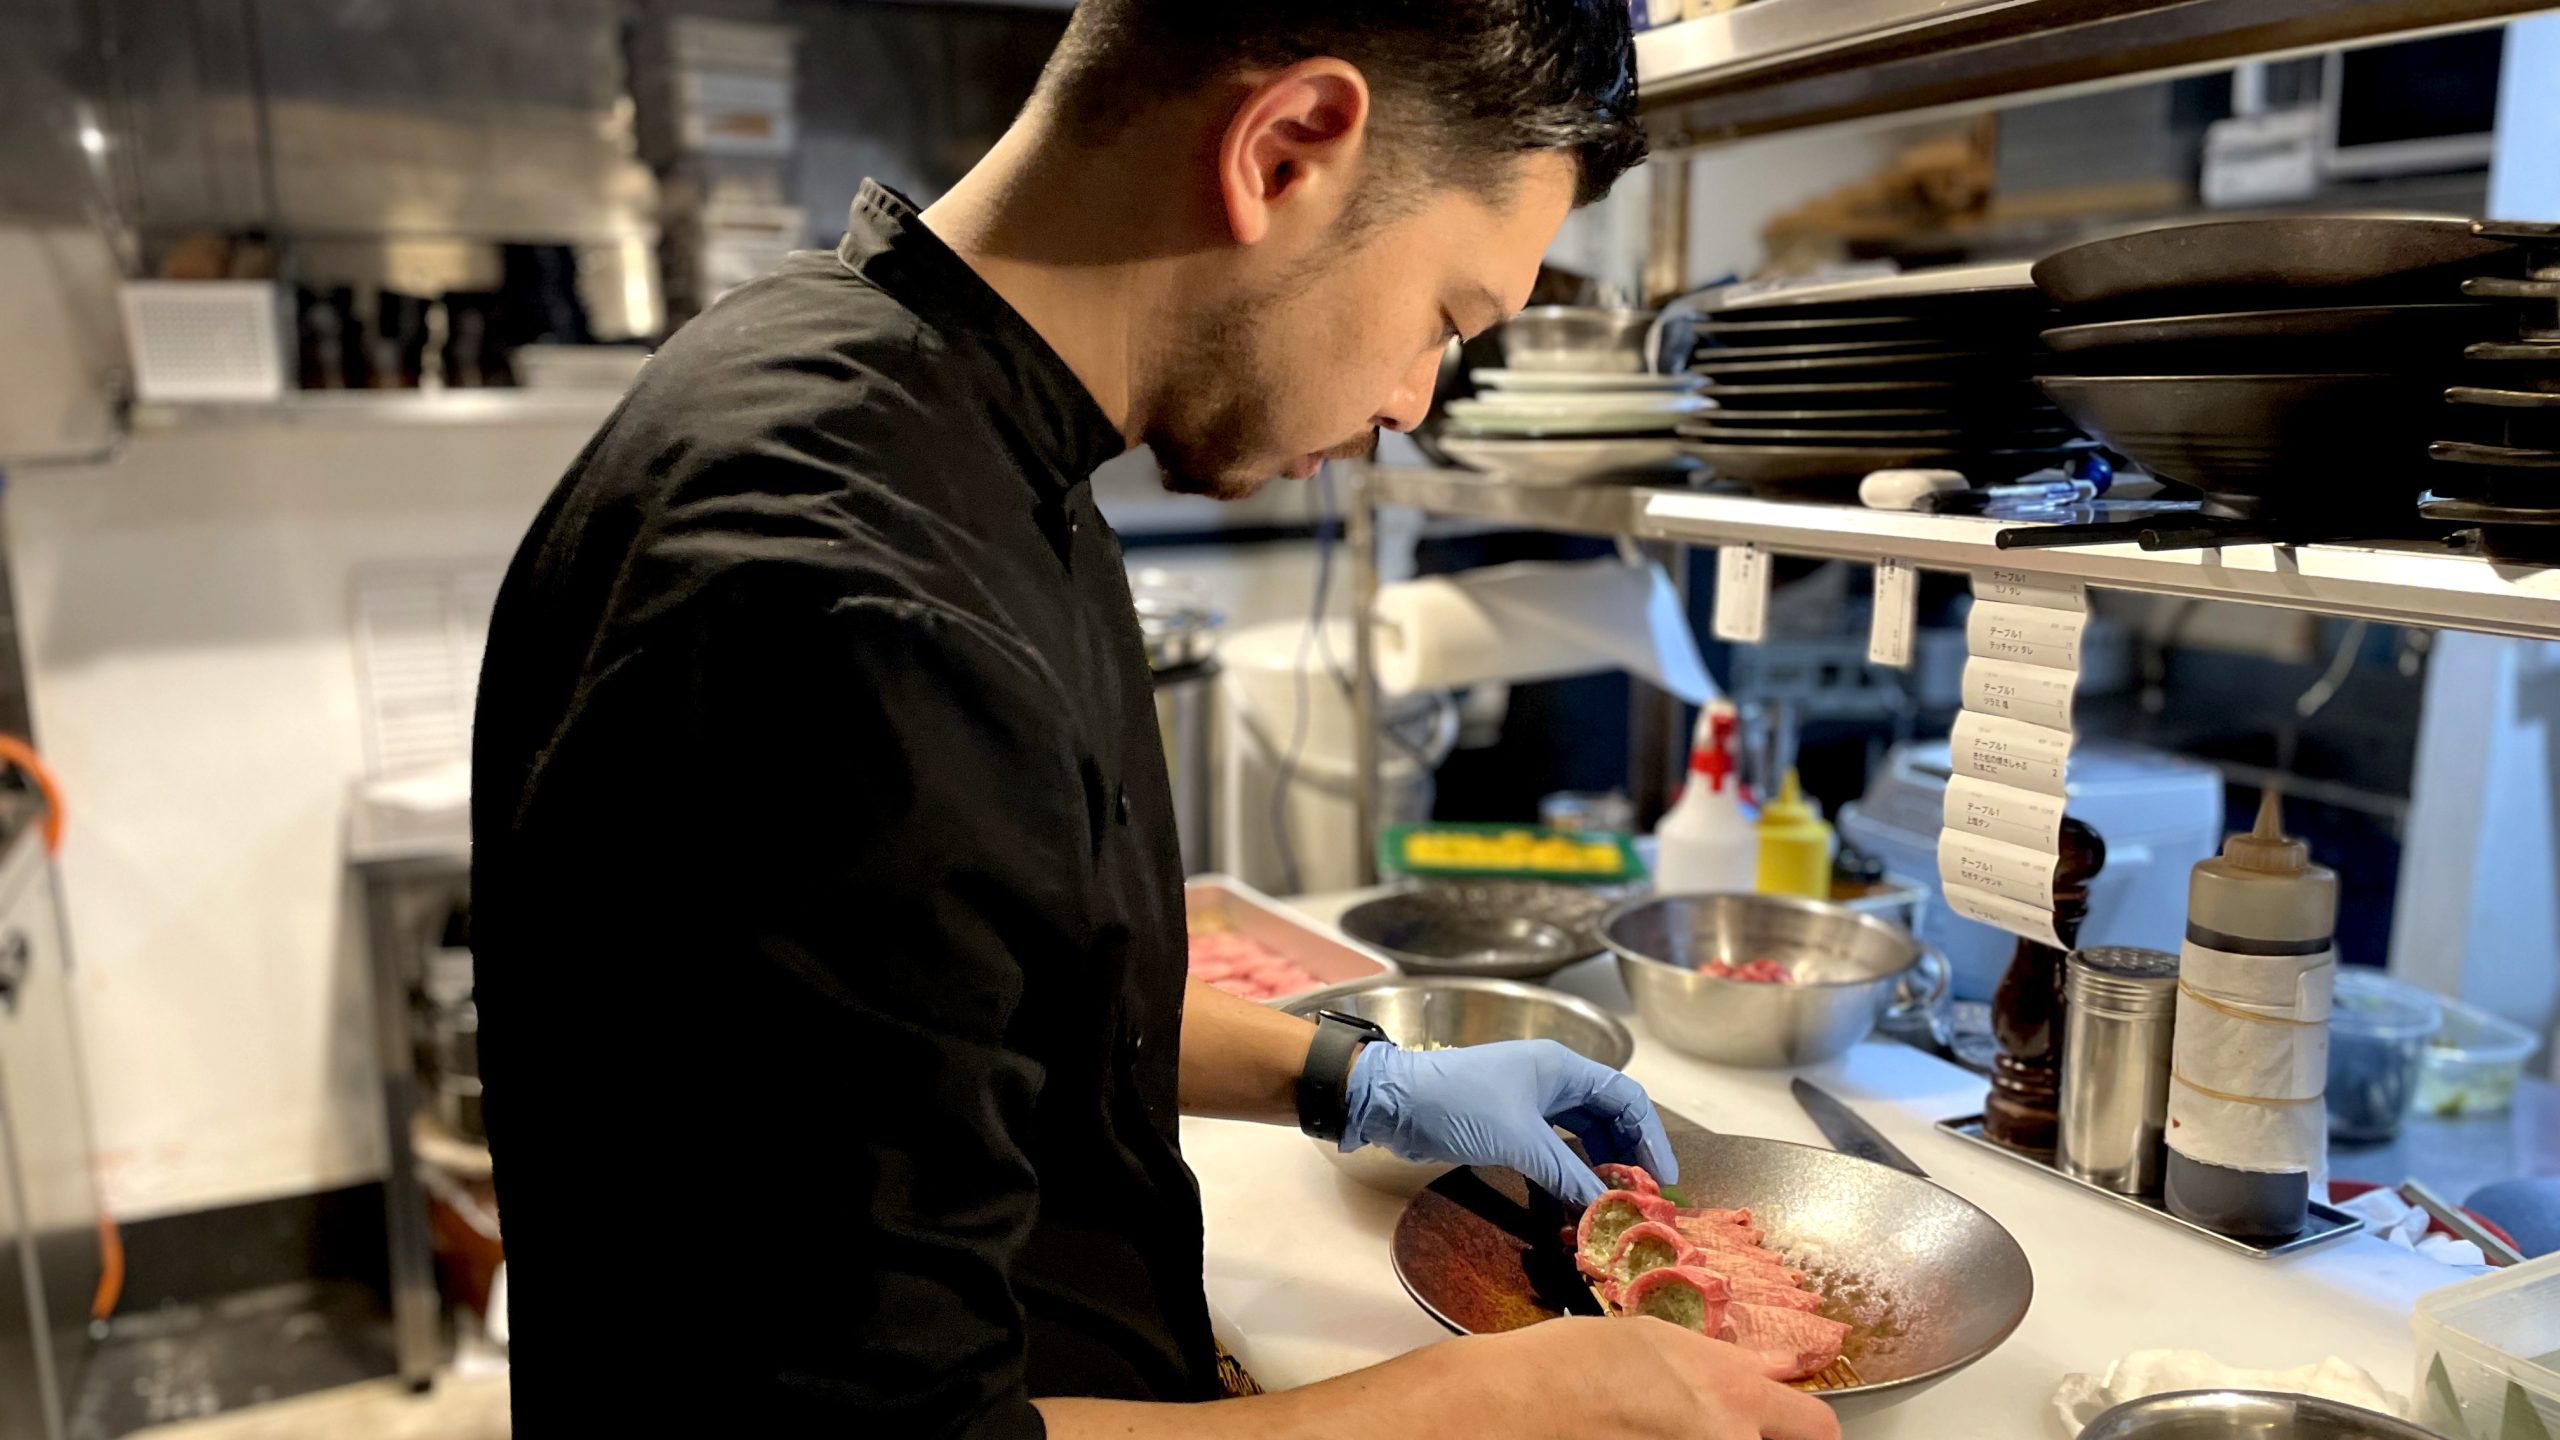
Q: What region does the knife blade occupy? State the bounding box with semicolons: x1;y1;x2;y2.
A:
1790;1078;1928;1177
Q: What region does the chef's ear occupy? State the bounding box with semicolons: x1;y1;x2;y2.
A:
1217;58;1372;248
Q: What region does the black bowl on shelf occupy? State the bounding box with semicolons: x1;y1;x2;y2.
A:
1689;349;2026;384
2040;303;2511;375
1692;313;1942;346
2035;373;2446;508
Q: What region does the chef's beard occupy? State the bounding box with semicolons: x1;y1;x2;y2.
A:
1149;290;1377;501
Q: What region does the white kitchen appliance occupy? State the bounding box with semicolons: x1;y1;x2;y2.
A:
1839;740;2224;1001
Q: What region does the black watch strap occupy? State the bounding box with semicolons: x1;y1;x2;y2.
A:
1297;1010;1391;1144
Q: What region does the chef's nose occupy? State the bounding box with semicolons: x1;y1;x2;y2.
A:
1374;345;1442;435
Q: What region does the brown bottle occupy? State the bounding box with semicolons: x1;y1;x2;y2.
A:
1984;819;2106;1154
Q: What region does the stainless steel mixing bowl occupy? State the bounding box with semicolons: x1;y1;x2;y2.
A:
1602;892;1944;1068
1280;976;1635;1195
2080;1390;2441;1440
1500;306;1657;373
1335;882;1616;981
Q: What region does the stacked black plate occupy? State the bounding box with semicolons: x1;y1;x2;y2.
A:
1675;262;2092;497
2424;220;2560;561
2030;215;2527;537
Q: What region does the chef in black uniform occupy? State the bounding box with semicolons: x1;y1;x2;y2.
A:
472;4;1838;1439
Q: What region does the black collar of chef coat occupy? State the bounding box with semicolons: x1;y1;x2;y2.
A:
836;180;1130;487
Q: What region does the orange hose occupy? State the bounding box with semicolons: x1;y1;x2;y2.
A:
0;735;63;853
0;735;93;1312
92;1211;122;1321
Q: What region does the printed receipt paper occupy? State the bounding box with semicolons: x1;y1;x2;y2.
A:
1935;572;2089;951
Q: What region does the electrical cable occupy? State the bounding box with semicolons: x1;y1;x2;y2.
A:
2295;619;2370;720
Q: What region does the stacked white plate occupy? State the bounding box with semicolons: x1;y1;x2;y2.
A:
1438;369;1707;485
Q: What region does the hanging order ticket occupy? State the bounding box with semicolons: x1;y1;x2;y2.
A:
1934;573;2090;948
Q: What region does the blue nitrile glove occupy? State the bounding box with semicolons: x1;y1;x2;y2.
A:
1338;1038;1678;1206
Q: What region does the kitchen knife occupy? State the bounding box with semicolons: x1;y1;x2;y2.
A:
1791;1078;1928;1178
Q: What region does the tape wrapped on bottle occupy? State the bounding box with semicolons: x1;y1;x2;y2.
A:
2164;941;2336;1177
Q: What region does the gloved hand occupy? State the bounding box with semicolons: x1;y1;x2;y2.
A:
1338;1038;1678;1206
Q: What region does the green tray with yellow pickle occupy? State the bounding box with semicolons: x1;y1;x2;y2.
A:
1376;823;1648;886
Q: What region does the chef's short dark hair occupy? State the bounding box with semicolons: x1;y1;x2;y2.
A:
1039;0;1647;211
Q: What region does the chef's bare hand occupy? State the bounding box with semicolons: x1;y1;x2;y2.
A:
1036;1315;1836;1440
1476;1315;1841;1440
1338;1038;1678;1204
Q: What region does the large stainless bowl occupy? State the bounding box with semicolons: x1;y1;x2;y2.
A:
2081;1391;2441;1440
1392;1130;2035;1409
1280;976;1635;1195
1335;882;1616;981
1500;306;1656;374
1602;893;1943;1068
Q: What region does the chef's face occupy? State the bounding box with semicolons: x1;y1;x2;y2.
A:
1151;151;1577;501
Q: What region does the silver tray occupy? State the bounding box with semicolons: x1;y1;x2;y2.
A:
1936;1115;2364;1259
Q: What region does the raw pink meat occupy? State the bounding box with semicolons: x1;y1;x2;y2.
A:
1719;1302;1850;1382
1618;1266;1732;1337
1594;1163;1659;1197
1187;929;1326;1000
1604;1221;1694;1283
1697;957;1796;984
1673;1206;1764;1246
1575;1190;1680;1275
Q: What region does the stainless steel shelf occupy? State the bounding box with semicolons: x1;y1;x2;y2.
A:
1635;0;2548;145
132;388;624;432
1643;488;2560;642
1357;466;1691;537
1353;467;2560;642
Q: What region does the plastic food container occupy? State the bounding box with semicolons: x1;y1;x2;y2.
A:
2411;1250;2560;1440
2414;996;2541;1120
2326;969;2444;1142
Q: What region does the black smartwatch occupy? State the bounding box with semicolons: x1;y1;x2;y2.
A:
1296;1010;1392;1144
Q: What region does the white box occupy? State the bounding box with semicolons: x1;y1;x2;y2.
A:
119;280;285;403
1838;740;2224;1001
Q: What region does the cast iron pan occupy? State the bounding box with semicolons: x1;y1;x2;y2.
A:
1389;1130;2034;1404
2036;373;2443;502
1699;379;2048;411
2040;303;2509;365
2032;215;2520;315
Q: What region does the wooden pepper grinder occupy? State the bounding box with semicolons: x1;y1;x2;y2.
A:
1984;818;2106;1154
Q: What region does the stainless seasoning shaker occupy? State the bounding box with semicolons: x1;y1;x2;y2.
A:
2058;946;2181;1194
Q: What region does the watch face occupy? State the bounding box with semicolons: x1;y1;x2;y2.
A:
1318;1009;1388;1039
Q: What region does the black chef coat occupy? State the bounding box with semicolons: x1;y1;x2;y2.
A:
471;180;1216;1438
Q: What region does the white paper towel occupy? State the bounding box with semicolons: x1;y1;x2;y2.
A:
1372;559;1714;703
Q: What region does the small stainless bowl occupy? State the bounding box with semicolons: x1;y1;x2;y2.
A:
1335;882;1616;981
2081;1390;2440;1440
1500;306;1657;374
1602;892;1944;1069
1280;976;1635;1195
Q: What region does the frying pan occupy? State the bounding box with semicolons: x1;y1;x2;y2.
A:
2036;374;2442;504
2040;304;2509;366
1389;1130;2034;1406
2032;215;2519;314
